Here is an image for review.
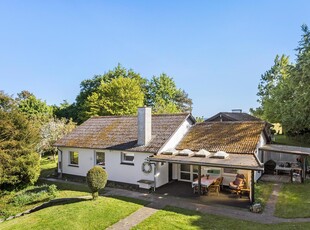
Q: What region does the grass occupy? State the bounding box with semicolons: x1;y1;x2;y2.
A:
275;181;310;218
133;206;310;230
273;135;310;148
0;155;91;220
0;196;147;230
0;184;90;219
37;178;91;193
39;155;57;178
254;182;274;208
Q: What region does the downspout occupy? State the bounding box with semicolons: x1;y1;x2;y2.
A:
153;162;157;192
57;147;63;178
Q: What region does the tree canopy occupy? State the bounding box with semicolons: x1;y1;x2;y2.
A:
252;24;310;139
146;74;192;114
56;64;193;123
16;90;53;123
0;92;40;188
85;77;144;116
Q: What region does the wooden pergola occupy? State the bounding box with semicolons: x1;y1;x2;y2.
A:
259;144;310;183
149;153;264;203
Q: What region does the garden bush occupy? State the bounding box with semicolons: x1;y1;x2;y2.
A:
10;184;58;206
86;166;108;199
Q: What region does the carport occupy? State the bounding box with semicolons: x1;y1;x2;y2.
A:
259;144;310;183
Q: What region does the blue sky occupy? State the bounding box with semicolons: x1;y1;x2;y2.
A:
0;1;309;118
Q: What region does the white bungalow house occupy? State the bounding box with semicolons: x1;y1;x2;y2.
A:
55;107;270;202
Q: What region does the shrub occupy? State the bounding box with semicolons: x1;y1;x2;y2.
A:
10;184;58;206
47;184;57;197
86;166;108;199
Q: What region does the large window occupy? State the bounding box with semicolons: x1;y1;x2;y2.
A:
96;152;105;167
69;151;79;166
180;164;191;181
223;168;238;174
121;152;134;165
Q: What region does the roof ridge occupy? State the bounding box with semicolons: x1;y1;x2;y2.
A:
202;121;265;124
88;113;190;119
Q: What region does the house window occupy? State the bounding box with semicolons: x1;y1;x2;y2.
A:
69;151;79;166
121;152;134;165
223;168;238;174
96;152;105;167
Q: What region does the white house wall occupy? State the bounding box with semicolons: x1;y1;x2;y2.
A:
155;162;169;187
105;150;154;185
59;147;95;177
159;117;194;153
254;133;266;181
58;148;168;187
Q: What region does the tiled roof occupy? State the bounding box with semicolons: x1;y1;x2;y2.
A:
205;112;261;122
177;121;266;154
55;113;191;153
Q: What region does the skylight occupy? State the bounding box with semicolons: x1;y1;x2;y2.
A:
161;148;178;155
193;149;211;158
177;149;194;156
211;151;229;159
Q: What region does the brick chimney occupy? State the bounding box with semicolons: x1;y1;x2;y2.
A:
137;107;152;146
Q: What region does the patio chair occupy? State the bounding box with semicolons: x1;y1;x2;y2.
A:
193;184;199;194
193;184;207;195
229;174;246;197
208;177;223;196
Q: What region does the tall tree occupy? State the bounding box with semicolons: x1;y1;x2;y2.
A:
146;73;192;113
75;64;146;122
282;24;310;134
252;24;310;140
37;118;76;160
56;65;193;122
0;92;40;188
16;90;53;123
251;55;291;123
85;77;144;116
53;100;79;121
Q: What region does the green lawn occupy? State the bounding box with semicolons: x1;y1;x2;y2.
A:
0;196;147;230
275;181;310;218
39;155;57;178
255;182;274;208
0;155;91;220
0;185;90;219
273;135;310;148
133;206;310;230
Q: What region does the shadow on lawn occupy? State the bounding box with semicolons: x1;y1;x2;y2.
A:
30;197;92;213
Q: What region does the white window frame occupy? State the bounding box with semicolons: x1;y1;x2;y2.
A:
69;151;79;166
179;164;199;182
95;151;105;168
121;152;134;165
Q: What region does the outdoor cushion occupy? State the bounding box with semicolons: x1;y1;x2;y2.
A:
233;177;244;186
229;182;238;189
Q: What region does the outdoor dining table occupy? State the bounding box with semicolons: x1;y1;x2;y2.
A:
192;176;218;194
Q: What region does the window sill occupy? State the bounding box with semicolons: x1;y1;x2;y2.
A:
68;164;79;167
121;162;134;166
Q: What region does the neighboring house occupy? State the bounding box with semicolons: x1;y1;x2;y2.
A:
205;111;261;122
55;107;270;202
